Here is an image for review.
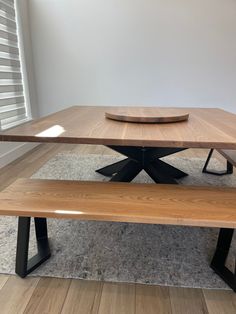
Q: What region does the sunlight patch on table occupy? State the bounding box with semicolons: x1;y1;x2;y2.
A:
55;210;84;215
36;125;65;137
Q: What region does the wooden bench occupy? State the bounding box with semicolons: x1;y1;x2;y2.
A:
203;149;236;175
0;178;236;291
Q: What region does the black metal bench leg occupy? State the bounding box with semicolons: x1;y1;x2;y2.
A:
211;228;236;292
227;161;234;175
15;217;51;278
203;149;234;176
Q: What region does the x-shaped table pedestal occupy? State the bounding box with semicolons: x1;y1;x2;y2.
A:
96;146;188;184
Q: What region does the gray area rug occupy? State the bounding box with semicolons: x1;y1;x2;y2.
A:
1;153;236;289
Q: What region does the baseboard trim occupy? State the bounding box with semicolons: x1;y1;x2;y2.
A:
0;143;39;168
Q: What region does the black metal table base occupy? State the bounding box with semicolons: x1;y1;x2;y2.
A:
203;149;233;176
15;217;51;278
96;145;188;184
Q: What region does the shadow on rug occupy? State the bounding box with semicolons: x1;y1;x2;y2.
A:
0;153;236;289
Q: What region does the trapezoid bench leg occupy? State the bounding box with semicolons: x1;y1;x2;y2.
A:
211;228;236;292
15;217;51;278
203;149;234;176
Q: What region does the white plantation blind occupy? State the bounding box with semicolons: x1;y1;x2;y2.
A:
0;0;28;130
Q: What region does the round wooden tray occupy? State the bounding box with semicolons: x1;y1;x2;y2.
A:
105;108;189;123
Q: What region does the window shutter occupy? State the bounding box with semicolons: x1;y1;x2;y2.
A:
0;0;28;130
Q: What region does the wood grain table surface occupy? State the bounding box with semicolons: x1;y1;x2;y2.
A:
1;106;236;149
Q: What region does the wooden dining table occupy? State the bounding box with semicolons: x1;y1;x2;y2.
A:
1;106;236;184
1;105;236;290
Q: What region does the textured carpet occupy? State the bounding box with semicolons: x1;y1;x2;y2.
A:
0;153;236;289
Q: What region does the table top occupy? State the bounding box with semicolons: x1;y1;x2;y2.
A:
1;106;236;149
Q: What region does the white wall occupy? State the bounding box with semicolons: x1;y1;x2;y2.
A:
29;0;236;116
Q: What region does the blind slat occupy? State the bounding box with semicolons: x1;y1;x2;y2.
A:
0;29;17;42
0;78;21;84
0;71;21;79
0;37;18;47
0;15;16;29
0;84;23;93
0;10;15;22
0;102;25;112
1;113;27;128
1;0;14;8
0;20;16;33
0;43;18;55
0;53;19;61
0;57;20;67
0;95;24;105
0;106;25;119
0;2;15;17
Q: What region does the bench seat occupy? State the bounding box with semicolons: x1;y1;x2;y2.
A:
1;178;236;228
0;178;236;291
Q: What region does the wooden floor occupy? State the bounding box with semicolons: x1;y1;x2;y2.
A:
0;143;235;314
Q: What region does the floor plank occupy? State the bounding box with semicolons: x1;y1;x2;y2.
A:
23;277;71;314
169;287;208;314
203;289;236;314
0;275;9;290
98;282;135;314
61;279;102;314
0;276;39;314
136;284;172;314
